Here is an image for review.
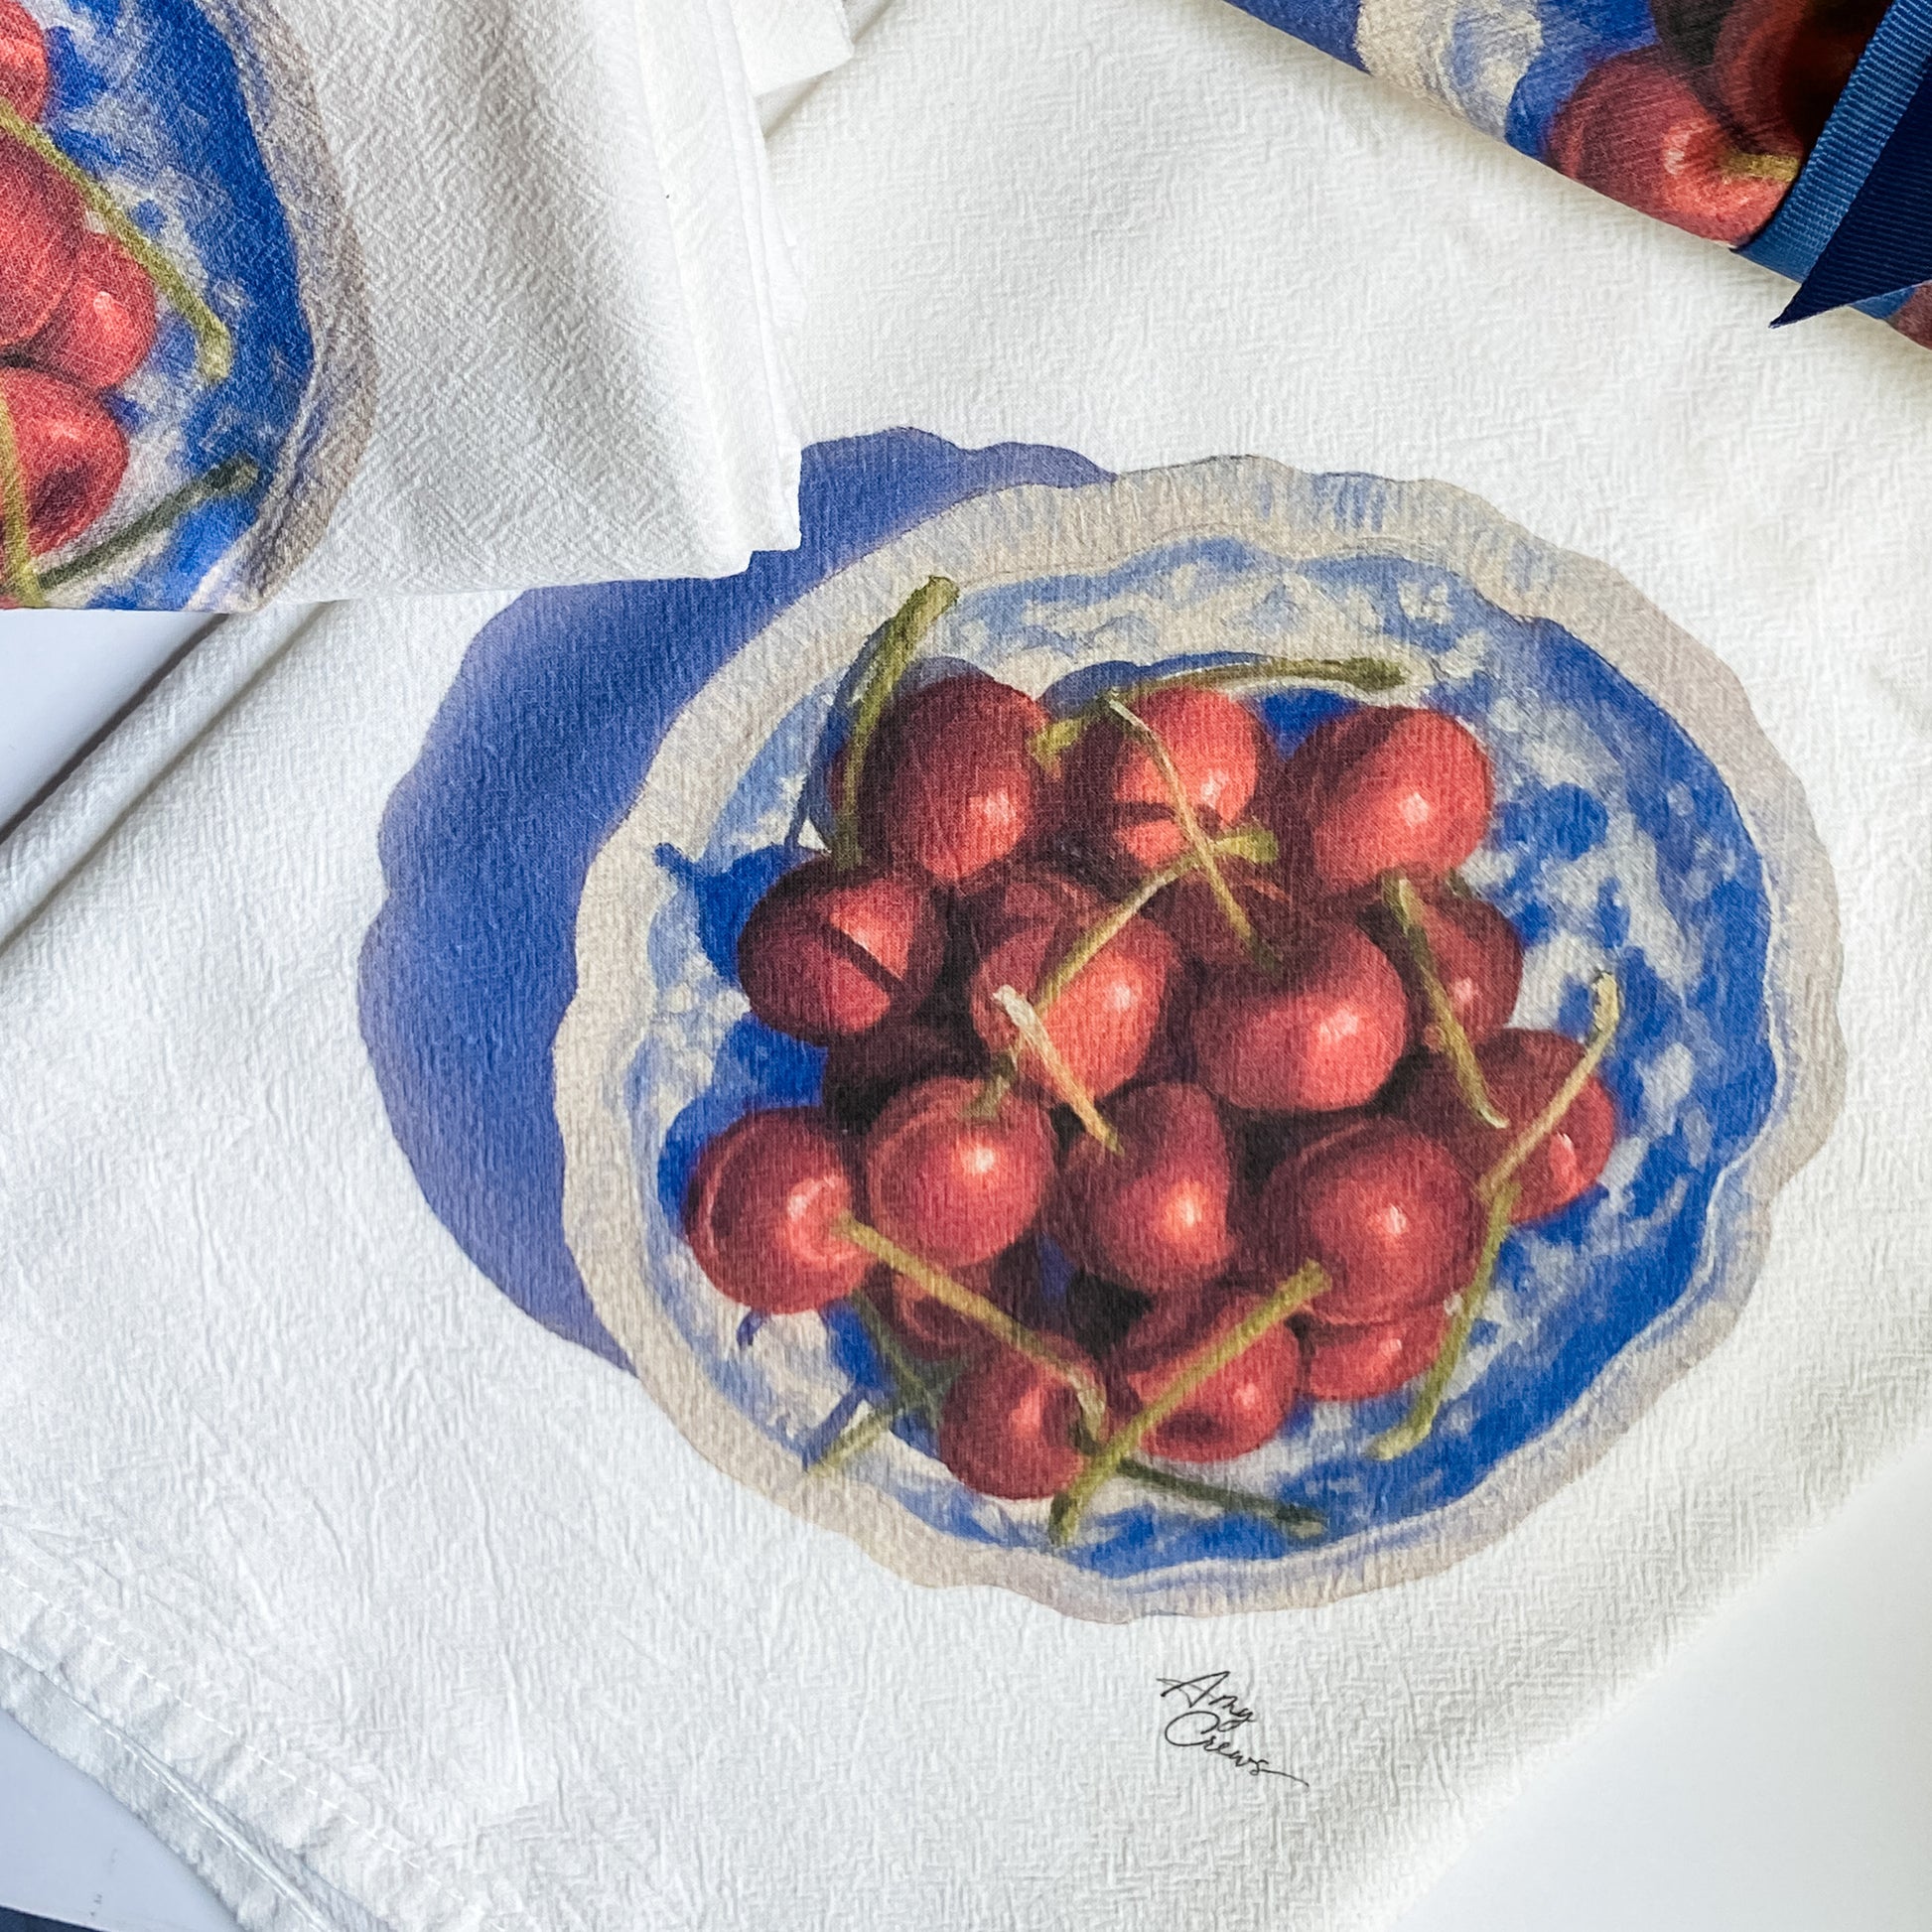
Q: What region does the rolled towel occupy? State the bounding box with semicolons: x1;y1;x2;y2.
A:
0;0;827;611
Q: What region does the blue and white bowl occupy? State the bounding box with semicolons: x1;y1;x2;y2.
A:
552;455;1843;1621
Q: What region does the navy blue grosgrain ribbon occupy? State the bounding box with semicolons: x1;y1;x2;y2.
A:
1739;0;1932;320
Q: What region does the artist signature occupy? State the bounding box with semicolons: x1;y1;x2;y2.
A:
1155;1671;1308;1785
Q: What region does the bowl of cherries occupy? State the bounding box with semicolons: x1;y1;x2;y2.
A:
554;458;1833;1618
0;0;247;606
0;0;371;608
678;575;1623;1555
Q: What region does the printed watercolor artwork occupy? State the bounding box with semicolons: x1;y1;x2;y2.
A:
362;431;1843;1621
1233;0;1932;340
0;0;371;610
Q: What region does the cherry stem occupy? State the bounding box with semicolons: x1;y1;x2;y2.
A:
1112;1456;1326;1540
38;454;260;596
1102;696;1275;972
830;575;958;870
971;823;1276;1115
830;1295;1326;1537
831;1215;1110;1435
850;1288;942;1424
1047;1262;1329;1546
991;984;1119;1151
812;1358;965;1474
1382;872;1507;1130
1476;971;1620;1204
1031;654;1409;764
1368;1181;1518;1460
0;99;233;384
0;383;47;610
1725;149;1802;186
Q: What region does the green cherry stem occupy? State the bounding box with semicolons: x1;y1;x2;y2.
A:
1114;1456;1326;1540
39;455;260;596
850;1288;943;1425
991;984;1119;1152
1029;823;1275;1014
830;575;958;870
1102;696;1275;972
1369;969;1619;1460
1381;872;1507;1130
813;1357;965;1474
0;99;233;383
1368;1181;1518;1461
812;1386;919;1473
1031;654;1409;764
0;383;47;610
830;1215;1110;1436
1477;971;1621;1205
1370;972;1619;1460
971;823;1276;1115
1048;1262;1329;1547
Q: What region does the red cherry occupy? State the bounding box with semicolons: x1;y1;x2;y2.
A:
959;862;1104;955
1360;888;1523;1049
0;0;49;119
1108;1283;1303;1462
874;1241;1040;1358
863;1075;1055;1271
1254;1118;1482;1327
1229;1103;1377;1201
1051;1082;1237;1298
1712;0;1885;157
682;1108;869;1314
1271;706;1494;898
862;674;1057;886
737;858;945;1046
0;367;128;554
1153;862;1303;969
1301;1304;1449;1403
938;1342;1095;1498
1891;285;1932;348
1190;917;1409;1114
1399;1029;1617;1222
1136;959;1200;1084
1070;685;1265;874
23;231;158;391
821;1015;978;1133
970;906;1177;1102
0;141;82;347
1546;48;1793;244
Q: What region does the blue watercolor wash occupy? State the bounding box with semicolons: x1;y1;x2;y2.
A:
1228;0;1365;69
1505;0;1658;159
39;0;316;606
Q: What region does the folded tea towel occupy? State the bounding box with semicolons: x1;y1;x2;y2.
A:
1225;0;1932;342
731;0;852;95
0;0;813;613
7;4;1932;1932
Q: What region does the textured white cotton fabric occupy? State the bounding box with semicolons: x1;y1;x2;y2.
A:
238;0;808;606
728;0;852;94
5;3;1932;1931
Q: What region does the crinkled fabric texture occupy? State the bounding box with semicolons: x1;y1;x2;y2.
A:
6;4;1932;1932
0;0;811;612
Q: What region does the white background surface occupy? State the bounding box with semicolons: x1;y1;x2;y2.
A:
1;612;1929;1932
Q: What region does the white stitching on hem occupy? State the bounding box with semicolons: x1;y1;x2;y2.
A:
0;1554;536;1932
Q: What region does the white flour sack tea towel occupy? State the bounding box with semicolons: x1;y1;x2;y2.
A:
7;3;1932;1931
0;0;816;612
